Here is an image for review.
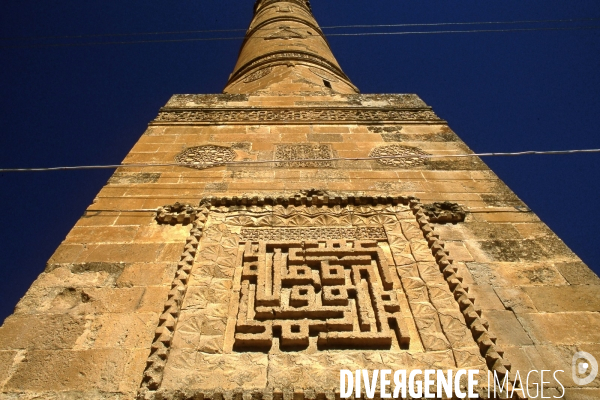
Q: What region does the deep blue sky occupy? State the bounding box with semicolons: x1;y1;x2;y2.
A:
0;1;599;323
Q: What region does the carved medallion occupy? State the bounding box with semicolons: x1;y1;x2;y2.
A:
309;67;339;83
274;144;334;168
243;67;273;83
175;145;236;169
423;202;467;224
369;144;429;167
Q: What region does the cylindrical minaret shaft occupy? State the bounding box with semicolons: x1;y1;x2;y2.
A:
223;0;359;94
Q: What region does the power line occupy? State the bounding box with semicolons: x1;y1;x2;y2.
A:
1;148;600;173
2;25;599;50
1;17;598;42
327;25;600;37
322;17;600;30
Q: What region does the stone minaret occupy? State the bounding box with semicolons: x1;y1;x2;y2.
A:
223;0;358;94
1;0;599;398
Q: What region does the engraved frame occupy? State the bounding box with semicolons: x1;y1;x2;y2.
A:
140;194;510;398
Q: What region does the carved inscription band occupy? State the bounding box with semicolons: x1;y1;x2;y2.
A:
153;108;442;124
240;226;387;241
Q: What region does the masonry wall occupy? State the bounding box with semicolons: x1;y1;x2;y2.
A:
0;92;598;399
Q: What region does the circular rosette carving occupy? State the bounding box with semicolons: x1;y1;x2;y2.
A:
369;144;429;167
175;145;237;170
243;67;273;83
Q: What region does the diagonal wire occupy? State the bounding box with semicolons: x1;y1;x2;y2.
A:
1;25;600;50
1;17;599;42
1;148;600;173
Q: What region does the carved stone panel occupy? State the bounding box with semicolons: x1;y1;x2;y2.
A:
274;144;334;168
145;196;511;398
243;67;273;83
234;240;410;351
264;26;305;40
175;145;237;169
240;227;386;241
153;108;442;124
309;67;339;82
369;144;429;167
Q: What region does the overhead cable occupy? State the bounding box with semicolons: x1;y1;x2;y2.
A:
1;148;600;173
322;17;600;30
2;25;600;49
1;17;599;42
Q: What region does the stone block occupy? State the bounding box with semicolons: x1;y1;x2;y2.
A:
0;390;126;399
158;242;187;262
453;262;476;284
471;211;540;223
501;345;546;375
118;348;150;394
76;313;159;349
512;222;554;238
3;349;134;392
467;284;506;310
469;239;547;262
466;262;567;287
161;352;268;391
518;312;600;345
136;286;170;313
484;310;533;346
134;224;191;243
0;351;17;386
47;244;85;265
0;314;86;350
33;263;126;290
83;287;148;313
64;226;139;244
523;285;600;312
443;242;474;262
307;133;343;142
16;287;149;315
535;236;579;261
84;243;166;263
75;213;119;227
564;389;600;400
556;262;600;285
494;287;537;313
116;262;176;287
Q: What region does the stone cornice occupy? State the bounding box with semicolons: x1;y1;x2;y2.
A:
227;50;350;87
255;0;311;14
246;16;324;41
151;107;444;125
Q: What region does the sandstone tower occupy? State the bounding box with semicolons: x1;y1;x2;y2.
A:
1;0;599;398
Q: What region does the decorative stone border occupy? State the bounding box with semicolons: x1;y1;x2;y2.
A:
139;192;511;399
140;208;208;391
152;108;442;125
409;199;511;376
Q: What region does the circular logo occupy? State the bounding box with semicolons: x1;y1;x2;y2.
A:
572;351;598;385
